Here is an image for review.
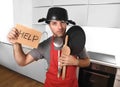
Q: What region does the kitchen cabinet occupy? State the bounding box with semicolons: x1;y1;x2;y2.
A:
32;7;49;39
13;0;32;27
32;7;49;24
32;6;88;26
52;0;88;26
114;69;120;87
15;55;48;83
14;0;120;29
32;0;52;7
87;4;120;28
0;42;47;83
89;0;120;4
32;4;88;27
13;0;47;39
62;5;88;26
32;0;52;37
10;0;48;82
53;0;88;5
0;42;17;71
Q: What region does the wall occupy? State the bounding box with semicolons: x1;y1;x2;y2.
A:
0;0;13;43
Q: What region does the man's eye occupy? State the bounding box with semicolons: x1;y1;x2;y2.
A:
61;21;67;24
53;23;57;25
61;21;65;23
51;22;57;25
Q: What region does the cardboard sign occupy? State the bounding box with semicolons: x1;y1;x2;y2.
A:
15;24;42;48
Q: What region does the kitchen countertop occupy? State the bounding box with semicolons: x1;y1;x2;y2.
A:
1;41;120;69
88;51;120;68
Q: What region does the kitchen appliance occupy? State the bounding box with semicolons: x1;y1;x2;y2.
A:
78;62;116;87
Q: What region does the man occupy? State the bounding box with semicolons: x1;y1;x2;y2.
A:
7;7;90;87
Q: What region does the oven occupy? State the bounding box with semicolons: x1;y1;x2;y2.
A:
78;63;116;87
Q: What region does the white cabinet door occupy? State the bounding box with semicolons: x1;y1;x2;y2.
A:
89;0;120;4
15;58;47;83
15;47;47;83
87;4;120;28
32;7;49;24
62;6;88;26
32;5;88;26
13;0;32;27
0;42;47;83
0;43;17;71
32;0;52;7
53;0;88;5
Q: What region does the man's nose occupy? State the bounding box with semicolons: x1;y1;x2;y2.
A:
58;23;62;29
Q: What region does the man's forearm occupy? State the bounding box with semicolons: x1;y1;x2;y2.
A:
13;43;26;66
76;58;90;67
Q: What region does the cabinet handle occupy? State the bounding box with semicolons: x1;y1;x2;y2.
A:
83;70;110;78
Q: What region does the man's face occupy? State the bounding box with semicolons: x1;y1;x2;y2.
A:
49;20;67;37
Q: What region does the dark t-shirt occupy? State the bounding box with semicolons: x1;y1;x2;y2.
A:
29;36;88;66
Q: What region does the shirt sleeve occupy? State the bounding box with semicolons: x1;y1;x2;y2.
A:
28;40;46;61
77;48;89;59
29;48;43;61
28;37;51;61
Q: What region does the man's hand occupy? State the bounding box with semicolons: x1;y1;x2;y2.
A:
59;54;79;66
7;27;19;44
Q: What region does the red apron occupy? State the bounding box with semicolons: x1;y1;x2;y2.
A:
44;37;78;87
